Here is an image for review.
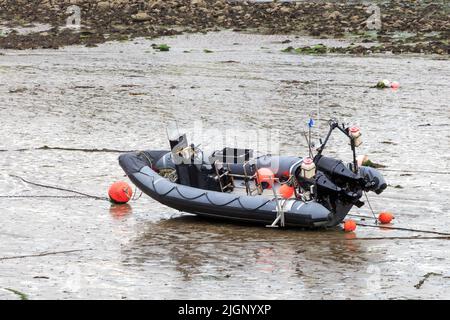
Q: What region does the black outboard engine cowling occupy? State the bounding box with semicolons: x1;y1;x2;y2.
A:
359;166;387;194
312;155;366;208
314;155;361;185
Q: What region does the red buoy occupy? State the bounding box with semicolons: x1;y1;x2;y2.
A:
378;212;394;224
343;220;357;232
256;168;275;189
279;184;294;199
108;181;133;204
390;81;400;89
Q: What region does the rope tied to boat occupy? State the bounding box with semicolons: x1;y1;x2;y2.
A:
355;222;450;236
364;191;378;223
9;174;109;201
0;195;93;199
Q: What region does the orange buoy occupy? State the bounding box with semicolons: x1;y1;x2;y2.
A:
256;168;275;189
108;181;133;204
343;220;357;232
378;212;394;224
279;184;294;199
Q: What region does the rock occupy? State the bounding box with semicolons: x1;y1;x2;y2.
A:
131;12;151;22
97;1;110;10
111;24;128;32
190;0;205;5
328;11;342;19
9;87;28;93
350;15;360;23
376;79;391;89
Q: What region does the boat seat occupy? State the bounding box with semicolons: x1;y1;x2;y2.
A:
209;148;263;195
208;147;253;165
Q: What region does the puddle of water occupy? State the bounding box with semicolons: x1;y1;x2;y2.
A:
0;31;449;299
0;22;52;36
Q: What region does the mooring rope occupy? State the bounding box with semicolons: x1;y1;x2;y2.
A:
348;213;381;220
4;146;450;176
9;174;108;201
131;185;143;201
348;202;449;236
11;146;135;153
356;222;450;236
363;191;378;223
0;248;92;261
378;168;450;175
0;195;90;199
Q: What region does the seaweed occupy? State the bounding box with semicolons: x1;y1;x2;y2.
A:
282;44;328;55
4;288;28;300
152;43;170;51
362;159;387;168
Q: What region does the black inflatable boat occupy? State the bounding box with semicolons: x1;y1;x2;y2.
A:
119;120;387;228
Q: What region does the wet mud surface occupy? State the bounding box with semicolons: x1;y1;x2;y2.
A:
0;31;449;299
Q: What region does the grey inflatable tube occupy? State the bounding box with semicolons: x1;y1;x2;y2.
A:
119;152;332;228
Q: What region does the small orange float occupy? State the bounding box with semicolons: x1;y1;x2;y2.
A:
378;212;394;224
343;220;357;232
279;184;295;199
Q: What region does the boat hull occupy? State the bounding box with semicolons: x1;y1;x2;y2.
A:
119;151;355;228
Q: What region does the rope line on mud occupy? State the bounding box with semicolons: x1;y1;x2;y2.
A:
378;168;450;175
363;192;378;222
0;248;92;261
355;223;450;236
10;146;135;153
349;213;450;236
348;213;379;220
4;147;450;174
9;174;108;201
0;195;92;199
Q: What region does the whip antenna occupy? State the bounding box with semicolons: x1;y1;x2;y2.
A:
307;118;314;158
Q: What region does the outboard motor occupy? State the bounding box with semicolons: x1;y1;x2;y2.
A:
359;166;387;194
295;119;388;216
314;155;360;185
314;155;364;203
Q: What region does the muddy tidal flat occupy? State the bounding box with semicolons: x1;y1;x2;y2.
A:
0;31;449;299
